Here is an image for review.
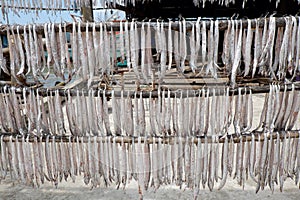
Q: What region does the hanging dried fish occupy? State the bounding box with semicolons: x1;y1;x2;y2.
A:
213;19;219;69
201;20;207;74
278;17;291;79
112;90;121;135
218;136;228;190
194;137;202;198
159;21;167;83
102;90;111;136
231;20;243;87
59;23;67;79
229;20;236;73
177;136;183;188
288;17;298;76
78;22;88;81
137;137;144;199
133;92;140;137
296;17;300;73
141;21;148;83
181;19;187;72
146;20;153;79
244;19;253;77
113;137;121;188
189;23;196;72
120;137;127;188
222;19;231;71
10;87;24;134
130;21;140;82
259;17;276;78
174;26;180;71
195;17;201;71
124;21;131;70
25;136;34;186
6;26;19;84
50;23;64;80
125;91;134;136
110;23;117;74
54;89;65;135
119;21;125;62
168;20;173;70
252;19;261;78
202;135;208;188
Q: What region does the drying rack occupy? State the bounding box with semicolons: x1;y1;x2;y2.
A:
0;1;300;199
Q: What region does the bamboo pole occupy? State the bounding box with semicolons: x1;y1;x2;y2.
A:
0;16;293;34
81;0;94;22
0;130;299;144
0;82;299;98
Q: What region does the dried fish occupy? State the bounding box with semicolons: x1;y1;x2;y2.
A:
130;21;140;81
159;21;167;83
102;90;111;136
0;135;7;180
202;135;208;188
208;137;215;191
124;21;131;70
78;22;88;81
16;136;25;183
168;20;173;70
133;92;140;137
222;19;231;70
213;19;219;72
244;19;253;77
181;19;187;72
146;20;153;78
120;137;127;188
139;92;146;136
119;21;125;62
201;20;207;74
174;26;180;70
278;17;291;79
33;137;41;187
137;137;144;199
252;19;261;78
218;136;228;190
266;133;274;192
141;21;147;83
296;17;300;73
190;23;196;72
231;20;243;87
50;23;63;80
194;137;202;198
112;90;121;135
125;91;134;136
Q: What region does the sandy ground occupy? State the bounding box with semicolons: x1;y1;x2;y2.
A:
0;94;300;199
0;176;299;200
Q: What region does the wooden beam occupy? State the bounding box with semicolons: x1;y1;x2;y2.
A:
0;130;298;144
1;81;300;98
81;0;94;22
0;16;290;34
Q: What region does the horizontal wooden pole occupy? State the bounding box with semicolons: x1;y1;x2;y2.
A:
0;82;299;98
0;130;299;144
0;16;293;35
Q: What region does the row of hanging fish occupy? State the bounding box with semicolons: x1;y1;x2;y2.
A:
0;133;300;198
0;85;299;137
257;84;300;132
1;16;300;87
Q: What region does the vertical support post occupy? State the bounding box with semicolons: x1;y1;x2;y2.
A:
81;0;94;22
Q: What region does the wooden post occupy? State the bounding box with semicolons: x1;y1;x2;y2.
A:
81;0;94;22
